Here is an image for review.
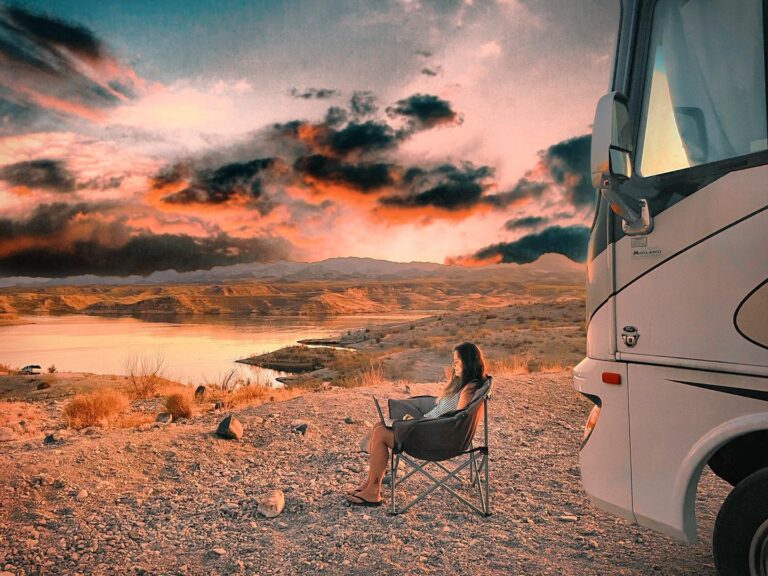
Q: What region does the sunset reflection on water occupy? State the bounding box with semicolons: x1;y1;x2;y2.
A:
0;313;427;385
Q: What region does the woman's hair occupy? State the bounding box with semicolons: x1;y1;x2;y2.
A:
444;341;487;396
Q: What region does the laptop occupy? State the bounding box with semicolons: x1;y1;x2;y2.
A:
370;394;393;427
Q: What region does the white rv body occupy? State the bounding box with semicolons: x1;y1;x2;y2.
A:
576;0;768;572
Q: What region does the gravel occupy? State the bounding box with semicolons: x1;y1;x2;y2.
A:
0;373;728;575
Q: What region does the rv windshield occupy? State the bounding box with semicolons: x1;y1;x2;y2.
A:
637;0;767;176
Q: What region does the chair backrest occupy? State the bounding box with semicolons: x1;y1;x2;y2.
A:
395;376;492;461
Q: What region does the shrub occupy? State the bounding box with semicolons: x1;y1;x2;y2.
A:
122;352;166;398
63;390;129;430
47;364;57;374
165;393;193;420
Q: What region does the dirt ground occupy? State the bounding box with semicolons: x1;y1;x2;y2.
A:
0;373;729;575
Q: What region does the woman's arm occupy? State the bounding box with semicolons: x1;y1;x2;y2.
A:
456;383;479;411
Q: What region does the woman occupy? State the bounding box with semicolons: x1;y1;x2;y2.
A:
345;341;487;506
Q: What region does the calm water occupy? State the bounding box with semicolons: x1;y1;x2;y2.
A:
0;313;428;385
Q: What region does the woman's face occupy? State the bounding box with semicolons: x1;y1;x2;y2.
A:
452;350;463;376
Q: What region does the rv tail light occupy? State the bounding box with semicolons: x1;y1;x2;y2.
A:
601;372;622;385
582;405;601;448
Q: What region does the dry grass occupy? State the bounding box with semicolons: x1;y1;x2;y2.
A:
62;390;129;430
113;411;156;428
487;356;531;377
0;363;16;375
122;351;166;398
165;393;194;420
347;362;389;388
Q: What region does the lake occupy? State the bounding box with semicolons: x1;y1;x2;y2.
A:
0;313;429;385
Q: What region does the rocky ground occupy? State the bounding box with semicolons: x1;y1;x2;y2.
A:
0;372;729;576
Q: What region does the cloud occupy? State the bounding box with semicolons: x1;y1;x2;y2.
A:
420;67;441;77
0;202;288;276
448;225;590;265
379;162;492;210
0;5;143;125
290;87;339;100
0;159;75;193
350;91;378;119
478;40;502;58
295;155;395;193
504;216;548;230
544;135;593;207
158;158;278;207
328;121;399;156
386;93;460;129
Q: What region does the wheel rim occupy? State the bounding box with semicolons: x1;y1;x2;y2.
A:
749;519;768;576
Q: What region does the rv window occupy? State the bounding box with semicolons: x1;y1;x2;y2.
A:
636;0;768;176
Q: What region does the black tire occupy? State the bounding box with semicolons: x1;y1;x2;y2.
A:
714;467;768;576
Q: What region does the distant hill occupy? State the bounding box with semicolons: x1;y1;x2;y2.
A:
0;254;583;287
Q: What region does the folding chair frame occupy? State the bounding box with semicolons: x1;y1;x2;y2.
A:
388;393;491;516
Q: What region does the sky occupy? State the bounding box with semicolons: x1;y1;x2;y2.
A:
0;0;618;277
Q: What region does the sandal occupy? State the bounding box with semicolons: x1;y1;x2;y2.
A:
345;494;383;507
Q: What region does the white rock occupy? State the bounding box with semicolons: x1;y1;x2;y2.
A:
0;427;15;442
257;490;285;518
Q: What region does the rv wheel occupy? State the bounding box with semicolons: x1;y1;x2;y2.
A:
713;467;768;576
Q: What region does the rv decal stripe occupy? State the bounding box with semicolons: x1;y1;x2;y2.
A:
670;379;768;402
588;203;768;324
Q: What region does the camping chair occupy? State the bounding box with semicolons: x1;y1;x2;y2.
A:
386;377;492;516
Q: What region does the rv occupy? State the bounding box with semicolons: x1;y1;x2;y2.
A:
574;1;768;574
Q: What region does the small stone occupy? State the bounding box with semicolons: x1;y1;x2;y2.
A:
211;547;226;556
194;385;207;400
76;490;88;501
344;416;355;424
155;413;173;424
215;415;243;440
246;416;264;427
257;490;285;518
558;515;578;522
81;427;100;436
0;427;16;442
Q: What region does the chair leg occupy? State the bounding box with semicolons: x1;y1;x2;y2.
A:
484;449;491;516
389;452;399;515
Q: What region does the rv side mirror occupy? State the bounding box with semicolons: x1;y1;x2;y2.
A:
591;91;653;236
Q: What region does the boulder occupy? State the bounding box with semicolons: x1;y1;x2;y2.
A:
36;381;51;390
155;413;173;424
216;415;243;440
257;490;285;518
0;427;15;442
291;421;314;437
194;385;207;400
43;430;71;444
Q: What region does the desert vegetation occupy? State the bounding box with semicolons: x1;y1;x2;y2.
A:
62;389;130;430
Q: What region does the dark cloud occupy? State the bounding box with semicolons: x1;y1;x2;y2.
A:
324;106;348;127
350;91;377;119
544;135;593;207
482;180;549;208
159;158;277;206
380;163;492;210
0;159;75;192
0;6;139;125
0;203;288;277
289;87;339;100
295;155;394;192
328;121;398;156
504;216;548;230
5;6;103;59
466;225;590;265
491;134;595;211
386;93;458;128
420;67;439;77
415;50;433;57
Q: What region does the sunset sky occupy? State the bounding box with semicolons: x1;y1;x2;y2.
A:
0;0;618;277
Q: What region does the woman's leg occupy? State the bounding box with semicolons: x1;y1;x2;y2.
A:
348;422;384;494
352;425;394;503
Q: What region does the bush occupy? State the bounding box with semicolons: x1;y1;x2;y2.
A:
122;352;166;398
47;364;57;374
165;393;193;420
63;390;129;430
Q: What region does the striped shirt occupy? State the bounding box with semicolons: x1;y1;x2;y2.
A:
423;390;462;419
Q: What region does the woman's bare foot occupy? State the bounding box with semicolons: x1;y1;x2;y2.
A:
345;480;369;495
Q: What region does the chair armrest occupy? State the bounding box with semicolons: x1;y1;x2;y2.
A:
388;395;436;420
